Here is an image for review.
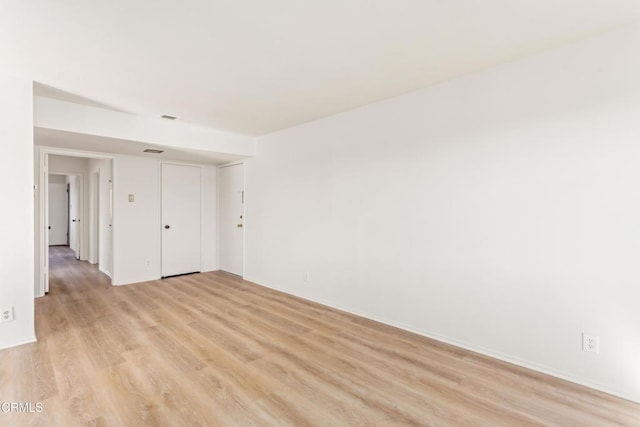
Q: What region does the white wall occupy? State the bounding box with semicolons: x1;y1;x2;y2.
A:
245;24;640;402
49;154;89;174
112;155;160;284
48;175;66;184
111;156;218;286
0;73;34;349
201;166;218;272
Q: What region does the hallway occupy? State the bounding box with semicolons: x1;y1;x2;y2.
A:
47;246;110;297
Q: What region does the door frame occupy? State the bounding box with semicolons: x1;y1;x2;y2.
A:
217;160;246;277
36;146;115;297
66;182;70;246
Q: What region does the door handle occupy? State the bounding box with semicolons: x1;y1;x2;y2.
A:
164;225;170;229
237;224;243;228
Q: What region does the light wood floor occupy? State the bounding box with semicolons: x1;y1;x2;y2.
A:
1;247;639;426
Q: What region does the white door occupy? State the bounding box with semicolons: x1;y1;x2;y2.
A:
91;171;99;263
68;177;80;259
103;175;113;276
219;164;244;276
48;180;68;245
161;164;201;277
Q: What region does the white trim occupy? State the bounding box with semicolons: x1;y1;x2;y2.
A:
160;160;207;168
38;148;47;297
0;336;37;350
218;159;245;168
37;146;117;160
243;276;640;405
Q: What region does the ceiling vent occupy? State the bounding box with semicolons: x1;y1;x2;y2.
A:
144;149;164;154
161;114;177;120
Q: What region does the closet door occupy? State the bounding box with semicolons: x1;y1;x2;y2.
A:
161;163;201;277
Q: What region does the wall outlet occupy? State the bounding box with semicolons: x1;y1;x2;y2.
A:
583;333;599;354
1;307;14;323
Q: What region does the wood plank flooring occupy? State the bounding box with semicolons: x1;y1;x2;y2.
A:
1;246;639;426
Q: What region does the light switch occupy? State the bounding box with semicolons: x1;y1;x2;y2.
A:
128;194;135;202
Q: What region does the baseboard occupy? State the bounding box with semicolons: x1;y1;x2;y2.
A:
99;267;112;278
112;274;162;286
351;311;640;404
0;335;37;350
244;276;640;404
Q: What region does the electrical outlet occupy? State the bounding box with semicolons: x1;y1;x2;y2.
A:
583;333;599;354
1;307;14;323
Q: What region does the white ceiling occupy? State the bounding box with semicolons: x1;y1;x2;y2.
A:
3;1;640;136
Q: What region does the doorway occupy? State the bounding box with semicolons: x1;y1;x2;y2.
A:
38;151;114;296
218;163;244;276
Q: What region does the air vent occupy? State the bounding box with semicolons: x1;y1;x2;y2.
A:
161;114;177;120
144;149;164;154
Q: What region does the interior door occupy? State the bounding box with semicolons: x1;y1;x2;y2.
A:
91;171;99;263
68;179;80;259
161;163;201;277
73;176;81;259
219;164;244;276
105;175;113;276
48;179;68;245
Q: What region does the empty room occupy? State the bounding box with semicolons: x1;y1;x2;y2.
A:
1;1;640;425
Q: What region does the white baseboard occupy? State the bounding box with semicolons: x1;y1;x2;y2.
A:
244;276;640;404
99;267;112;278
0;335;37;350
